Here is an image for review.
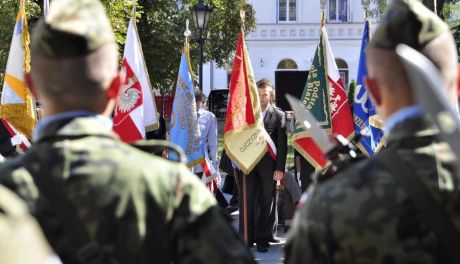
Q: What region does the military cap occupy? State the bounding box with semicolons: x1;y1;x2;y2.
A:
31;0;115;58
369;0;449;50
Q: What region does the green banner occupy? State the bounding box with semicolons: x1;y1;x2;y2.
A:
294;31;331;134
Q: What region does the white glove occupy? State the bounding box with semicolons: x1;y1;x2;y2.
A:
10;135;21;146
215;171;222;187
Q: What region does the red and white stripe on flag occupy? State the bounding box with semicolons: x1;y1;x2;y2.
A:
113;17;159;142
200;151;220;193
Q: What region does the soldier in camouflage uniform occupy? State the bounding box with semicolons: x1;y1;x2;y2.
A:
0;184;56;264
285;0;460;263
0;0;255;263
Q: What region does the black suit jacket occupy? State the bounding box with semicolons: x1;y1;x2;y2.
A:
260;105;288;173
0;119;15;157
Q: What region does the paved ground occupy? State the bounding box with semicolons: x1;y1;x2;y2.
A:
227;204;286;263
221;172;286;263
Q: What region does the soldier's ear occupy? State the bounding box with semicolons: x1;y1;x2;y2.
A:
25;73;40;99
365;76;381;106
106;72;124;100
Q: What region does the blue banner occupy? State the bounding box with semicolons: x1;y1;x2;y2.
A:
169;51;205;166
353;20;384;156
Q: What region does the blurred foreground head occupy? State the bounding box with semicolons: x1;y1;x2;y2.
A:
365;0;458;119
27;0;122;117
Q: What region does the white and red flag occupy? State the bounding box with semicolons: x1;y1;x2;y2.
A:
113;16;159;142
292;26;354;169
0;0;36;140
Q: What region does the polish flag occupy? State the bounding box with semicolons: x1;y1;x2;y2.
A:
113;17;159;142
292;27;354;169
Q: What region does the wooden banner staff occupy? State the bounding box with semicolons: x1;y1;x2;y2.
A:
239;9;250;245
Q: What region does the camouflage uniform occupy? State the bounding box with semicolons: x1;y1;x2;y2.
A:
0;0;255;263
285;1;460;263
0;184;53;264
285;116;460;263
0;116;255;264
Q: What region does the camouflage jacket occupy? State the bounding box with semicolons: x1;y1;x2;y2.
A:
0;184;52;264
0;116;254;264
285;115;460;264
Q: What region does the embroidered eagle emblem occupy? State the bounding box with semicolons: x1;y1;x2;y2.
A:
116;66;141;114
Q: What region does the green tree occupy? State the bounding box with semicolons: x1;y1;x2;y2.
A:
0;0;255;96
348;79;356;113
368;0;460;60
137;0;255;95
368;0;460;18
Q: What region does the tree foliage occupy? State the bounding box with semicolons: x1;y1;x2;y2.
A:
369;0;460;61
137;0;255;95
368;0;459;18
347;79;356;113
0;0;255;96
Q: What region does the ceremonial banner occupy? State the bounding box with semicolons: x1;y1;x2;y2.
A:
292;27;354;169
0;0;36;140
169;51;206;165
113;17;159;142
353;20;384;156
224;31;273;175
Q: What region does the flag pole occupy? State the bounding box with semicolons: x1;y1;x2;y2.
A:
239;9;249;245
320;0;326;27
362;0;369;20
43;0;49;17
132;0;137;19
242;173;248;244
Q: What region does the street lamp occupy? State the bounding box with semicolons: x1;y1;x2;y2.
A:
191;0;213;91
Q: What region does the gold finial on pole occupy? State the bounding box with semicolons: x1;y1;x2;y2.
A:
184;19;192;44
320;0;326;27
361;0;370;20
131;0;137;20
240;10;246;31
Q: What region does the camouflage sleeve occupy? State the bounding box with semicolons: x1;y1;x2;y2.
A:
0;158;40;211
173;206;256;264
284;183;333;264
168;166;256;264
0;185;52;264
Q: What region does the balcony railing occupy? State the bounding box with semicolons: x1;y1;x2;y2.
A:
246;22;375;41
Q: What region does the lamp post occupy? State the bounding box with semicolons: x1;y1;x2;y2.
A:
191;0;213;91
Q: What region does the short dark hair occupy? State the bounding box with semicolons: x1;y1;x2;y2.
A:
256;78;274;90
194;88;203;103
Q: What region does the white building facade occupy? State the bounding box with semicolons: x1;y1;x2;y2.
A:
202;0;380;96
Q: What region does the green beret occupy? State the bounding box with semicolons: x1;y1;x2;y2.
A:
369;0;449;50
31;0;115;58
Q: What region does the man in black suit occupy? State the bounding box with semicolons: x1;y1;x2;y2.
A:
236;79;287;253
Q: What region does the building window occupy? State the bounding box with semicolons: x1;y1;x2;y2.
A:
328;0;349;22
277;59;298;70
278;0;297;22
335;58;348;87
